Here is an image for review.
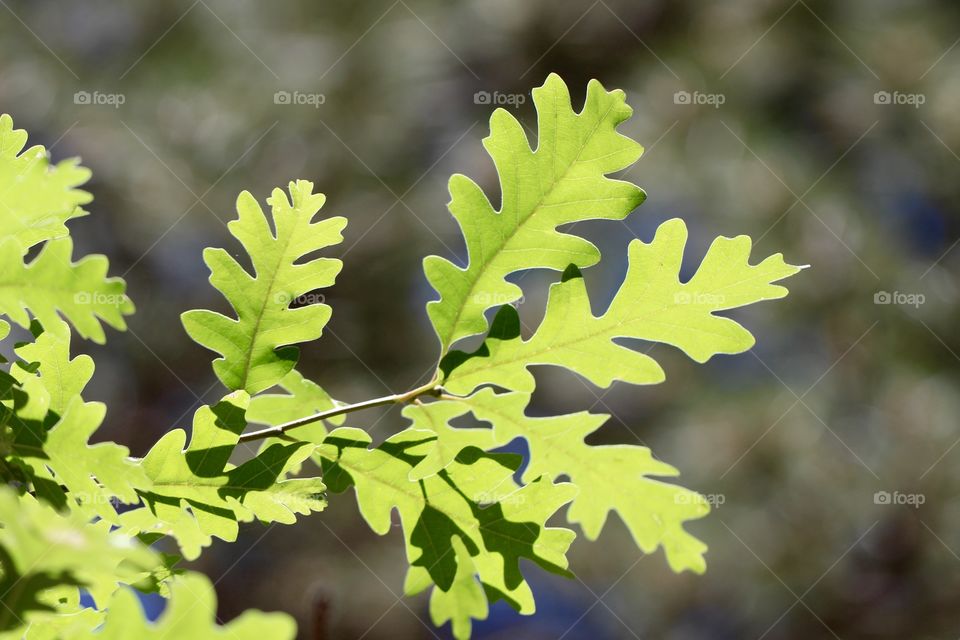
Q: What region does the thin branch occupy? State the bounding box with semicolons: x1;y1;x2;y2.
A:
237;379;441;443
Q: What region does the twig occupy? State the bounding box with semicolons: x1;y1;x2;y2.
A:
237;379;442;443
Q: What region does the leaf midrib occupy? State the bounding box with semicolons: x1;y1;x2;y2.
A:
448;268;787;382
235;211;303;391
439;96;620;350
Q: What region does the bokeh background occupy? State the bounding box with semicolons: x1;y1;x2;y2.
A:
2;0;959;638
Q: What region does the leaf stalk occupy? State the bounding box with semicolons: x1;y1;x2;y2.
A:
237;378;442;443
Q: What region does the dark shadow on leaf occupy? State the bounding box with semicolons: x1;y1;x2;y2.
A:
184;396;248;477
439;304;522;379
0;545;80;631
411;504;479;590
222;442;302;495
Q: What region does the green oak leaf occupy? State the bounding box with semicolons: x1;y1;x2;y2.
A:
12;320;93;415
410;388;710;573
4;321;149;518
119;391;326;560
10;397;150;520
0;237;133;344
182;180;346;394
442;218;804;394
0;114;91;253
317;427;577;620
424;73;645;351
93;573;295;639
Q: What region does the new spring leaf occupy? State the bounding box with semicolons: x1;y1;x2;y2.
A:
0;238;133;344
183;180;346;395
317;427;577;621
0;114;91;253
442;218;804;394
119;391;326;560
424;73;645;351
405;388;710;573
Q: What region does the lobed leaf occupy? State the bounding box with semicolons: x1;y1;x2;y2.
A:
316;427;577;627
182;180;346;394
0;114;91;254
119;391;326;560
424;73;645;352
3;321;149;519
407;388;710;573
0;237;133;344
442;218;804;394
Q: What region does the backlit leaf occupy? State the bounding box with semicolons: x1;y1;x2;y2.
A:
424;73;645;351
182;180;346;394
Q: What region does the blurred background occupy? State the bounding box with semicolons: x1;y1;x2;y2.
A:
2;0;959;637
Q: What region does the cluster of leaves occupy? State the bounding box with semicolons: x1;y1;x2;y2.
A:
0;75;801;639
0;113;300;638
